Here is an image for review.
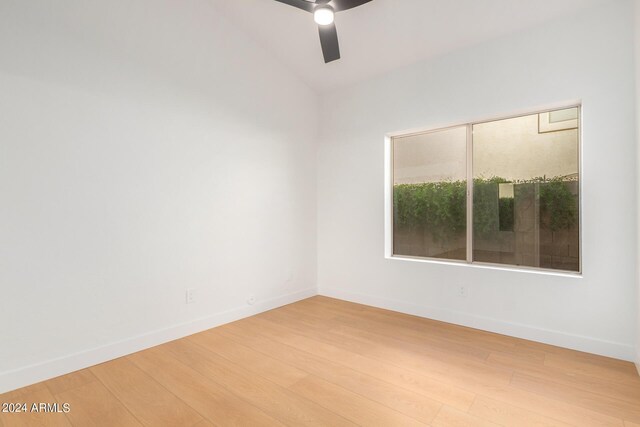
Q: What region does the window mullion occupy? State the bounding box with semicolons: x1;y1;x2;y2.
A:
466;124;473;264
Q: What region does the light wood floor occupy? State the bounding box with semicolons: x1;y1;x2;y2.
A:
2;296;640;427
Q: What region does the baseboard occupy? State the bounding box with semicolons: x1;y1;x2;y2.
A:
320;287;635;362
0;287;317;394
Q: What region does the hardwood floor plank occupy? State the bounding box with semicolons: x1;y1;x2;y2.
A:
128;346;284;427
471;383;623;427
332;314;491;359
469;395;574;427
90;357;202;427
432;406;501;427
242;315;624;427
187;332;308;388
305;297;632;376
226;315;476;410
276;303;493;362
211;326;442;424
163;339;357;426
53;380;142;427
330;323;510;379
511;372;640;423
485;349;547;370
544;354;640;385
44;369;97;396
288;375;427;427
488;351;640;405
300;297;547;361
191;330;429;426
259;312;513;388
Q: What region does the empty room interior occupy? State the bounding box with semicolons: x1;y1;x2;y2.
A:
2;0;640;426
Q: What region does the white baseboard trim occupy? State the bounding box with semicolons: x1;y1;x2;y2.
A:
0;287;317;394
320;287;635;362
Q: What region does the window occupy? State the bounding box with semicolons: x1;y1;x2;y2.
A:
388;106;580;273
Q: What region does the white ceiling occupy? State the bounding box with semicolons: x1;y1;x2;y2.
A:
209;0;609;93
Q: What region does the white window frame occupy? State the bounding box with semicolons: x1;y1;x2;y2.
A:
384;102;583;277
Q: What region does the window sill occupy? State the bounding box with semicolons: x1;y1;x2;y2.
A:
386;255;583;278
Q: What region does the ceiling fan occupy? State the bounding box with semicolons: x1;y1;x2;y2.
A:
274;0;373;63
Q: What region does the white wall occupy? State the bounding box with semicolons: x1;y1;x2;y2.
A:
635;0;640;373
318;1;638;360
0;0;317;392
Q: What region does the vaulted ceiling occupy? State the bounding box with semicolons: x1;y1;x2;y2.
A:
210;0;609;93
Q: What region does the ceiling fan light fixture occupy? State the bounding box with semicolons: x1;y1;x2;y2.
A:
314;6;334;26
273;0;373;63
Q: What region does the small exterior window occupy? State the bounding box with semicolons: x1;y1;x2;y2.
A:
387;106;581;273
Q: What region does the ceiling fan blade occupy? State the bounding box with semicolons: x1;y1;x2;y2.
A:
318;22;340;63
330;0;372;12
273;0;314;13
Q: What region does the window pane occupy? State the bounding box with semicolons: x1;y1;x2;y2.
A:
472;108;580;272
393;126;467;260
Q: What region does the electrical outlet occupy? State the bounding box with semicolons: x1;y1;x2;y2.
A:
186;288;196;304
247;295;256;305
457;286;469;298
